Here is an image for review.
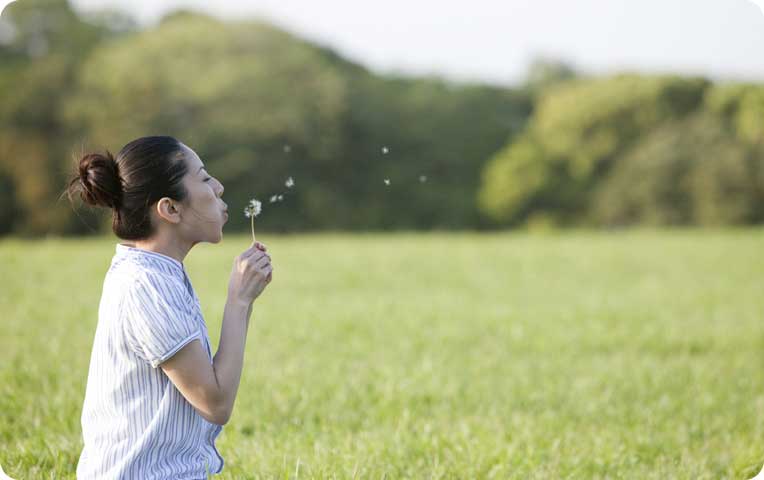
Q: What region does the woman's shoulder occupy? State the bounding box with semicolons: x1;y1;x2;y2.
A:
107;261;188;302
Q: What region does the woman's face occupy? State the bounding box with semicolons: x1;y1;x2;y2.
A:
176;143;228;244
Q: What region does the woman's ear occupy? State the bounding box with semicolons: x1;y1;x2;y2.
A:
156;197;182;224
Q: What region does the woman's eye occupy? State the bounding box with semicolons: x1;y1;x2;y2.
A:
204;177;212;182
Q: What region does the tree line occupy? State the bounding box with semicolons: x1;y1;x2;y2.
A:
1;0;761;237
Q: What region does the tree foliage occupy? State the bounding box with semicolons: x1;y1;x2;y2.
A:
2;1;763;235
0;2;532;235
478;75;764;227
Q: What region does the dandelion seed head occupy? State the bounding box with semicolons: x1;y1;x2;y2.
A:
244;198;262;218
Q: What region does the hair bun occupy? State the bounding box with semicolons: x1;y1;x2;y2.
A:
78;150;123;209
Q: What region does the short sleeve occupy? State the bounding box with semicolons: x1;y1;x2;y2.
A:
121;273;202;368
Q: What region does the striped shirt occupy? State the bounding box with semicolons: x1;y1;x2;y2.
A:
76;243;224;479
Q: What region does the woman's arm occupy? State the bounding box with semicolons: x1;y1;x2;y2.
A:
160;299;252;425
209;299;253;421
162;241;271;425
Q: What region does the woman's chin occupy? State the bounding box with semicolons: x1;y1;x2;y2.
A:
197;231;223;245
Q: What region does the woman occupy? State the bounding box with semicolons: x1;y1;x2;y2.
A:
65;136;273;478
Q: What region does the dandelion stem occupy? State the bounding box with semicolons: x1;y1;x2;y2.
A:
250;215;256;242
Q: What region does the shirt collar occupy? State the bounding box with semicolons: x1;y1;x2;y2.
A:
115;243;185;277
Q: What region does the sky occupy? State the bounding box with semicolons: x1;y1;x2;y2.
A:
56;0;764;86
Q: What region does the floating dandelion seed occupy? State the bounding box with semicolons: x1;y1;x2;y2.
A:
383;178;391;186
381;146;389;154
277;194;284;201
283;145;291;153
269;195;278;203
285;176;295;188
244;198;262;242
419;175;427;183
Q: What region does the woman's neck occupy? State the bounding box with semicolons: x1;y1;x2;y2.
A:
126;235;191;265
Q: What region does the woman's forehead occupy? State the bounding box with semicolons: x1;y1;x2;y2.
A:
180;143;203;166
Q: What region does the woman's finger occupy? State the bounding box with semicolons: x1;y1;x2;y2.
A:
245;250;268;263
242;244;260;258
249;252;269;264
254;256;271;269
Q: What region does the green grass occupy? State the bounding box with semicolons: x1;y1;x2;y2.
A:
1;230;764;479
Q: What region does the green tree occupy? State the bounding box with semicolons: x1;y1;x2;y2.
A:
0;0;135;235
339;73;532;230
592;113;763;226
524;57;576;94
478;74;710;226
62;12;349;233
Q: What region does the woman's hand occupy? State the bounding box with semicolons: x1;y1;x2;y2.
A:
228;241;273;308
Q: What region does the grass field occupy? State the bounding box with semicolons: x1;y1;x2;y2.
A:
1;230;764;479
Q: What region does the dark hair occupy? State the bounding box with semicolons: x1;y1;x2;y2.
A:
65;136;190;240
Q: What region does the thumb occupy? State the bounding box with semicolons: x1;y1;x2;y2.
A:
242;240;259;256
